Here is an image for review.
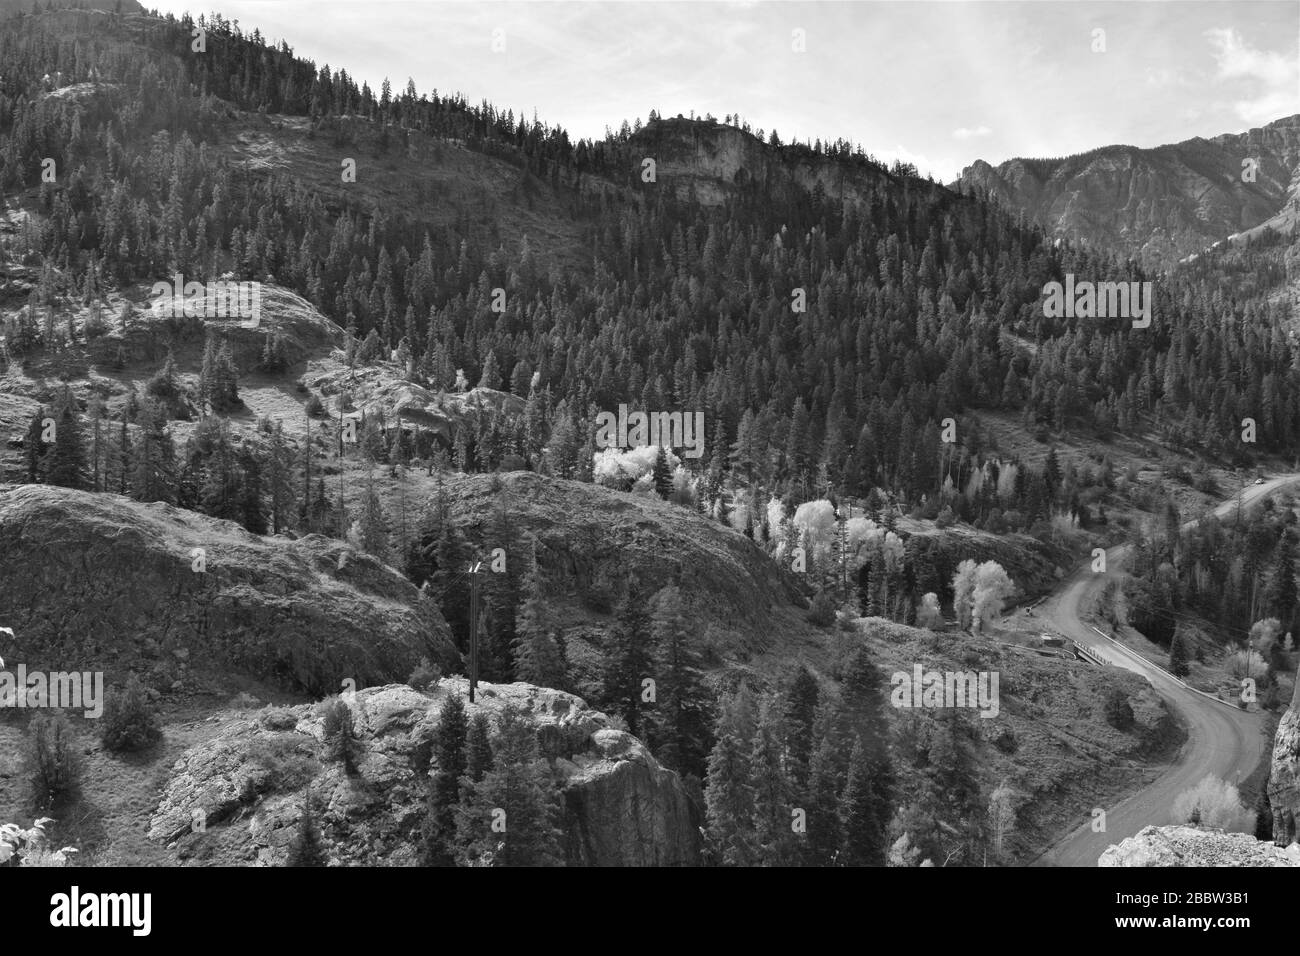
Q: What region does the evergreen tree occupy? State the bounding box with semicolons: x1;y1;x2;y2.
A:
286;802;328;866
1269;530;1297;626
652;446;673;500
428;516;469;643
267;421;296;534
238;447;267;534
1169;628;1192;677
456;706;562;867
839;738;886;866
146;347;180;402
209;340;240;411
464;713;494;784
349;471;390;560
478;349;502;390
23;409;47;482
321;698;358;772
601;582;654;737
512;552;567;689
703;690;757;866
130;399;177;503
783;667;820;791
421;693;467;866
832;647;894;855
804;723;843;865
44;402;86;489
646;584;710;778
750;696;798;865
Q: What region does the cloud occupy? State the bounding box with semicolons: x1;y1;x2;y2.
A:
952;125;992;140
1204;27;1300;123
876;143;959;184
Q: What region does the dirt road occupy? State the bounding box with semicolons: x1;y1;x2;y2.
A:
1031;475;1297;865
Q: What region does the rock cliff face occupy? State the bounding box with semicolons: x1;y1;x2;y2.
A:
956;115;1300;269
0;484;460;694
148;680;701;866
1100;825;1300;866
628;117;930;210
1266;676;1300;845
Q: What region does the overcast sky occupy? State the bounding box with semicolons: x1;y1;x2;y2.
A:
146;0;1300;182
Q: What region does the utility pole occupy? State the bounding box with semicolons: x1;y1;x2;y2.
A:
468;561;483;702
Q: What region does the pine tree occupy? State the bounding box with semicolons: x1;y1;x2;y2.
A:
113;419;131;495
652;446;673;500
647;585;710;777
478;349;502;390
456;706;562;867
239;447;267;534
783;667;820;791
1043;447;1061;499
750;696;798;865
1169;628;1191;677
804;722;843;865
1269;530;1297;626
704;690;757;866
44;402;86;489
322;698;358;772
349;471;390;561
286;802;328;866
836;646;894;811
146;347;180;402
267;421;296;534
602;582;654;737
23;409;46;482
131;399;177;504
208;340;240;411
839;738;886;866
512;552;567;689
421;693;467;866
464;713;494;784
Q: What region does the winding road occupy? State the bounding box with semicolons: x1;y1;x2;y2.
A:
1031;475;1299;866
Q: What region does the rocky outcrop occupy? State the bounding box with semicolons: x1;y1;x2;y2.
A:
0;484;459;694
627;117;933;210
957;115;1300;269
149;680;701;867
438;471;817;664
1100;825;1300;866
305;362;525;449
1266;677;1300;845
132;283;344;373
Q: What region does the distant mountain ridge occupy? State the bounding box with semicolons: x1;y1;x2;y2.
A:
956;115;1300;269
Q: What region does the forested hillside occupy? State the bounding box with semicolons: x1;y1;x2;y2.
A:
1;4;1297;871
3;8;1297;523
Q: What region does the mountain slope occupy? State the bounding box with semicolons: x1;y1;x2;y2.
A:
0;483;461;694
957;115;1300;269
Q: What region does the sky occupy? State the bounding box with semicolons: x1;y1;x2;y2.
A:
145;0;1300;182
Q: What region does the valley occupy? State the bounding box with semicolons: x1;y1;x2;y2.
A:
0;0;1297;879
